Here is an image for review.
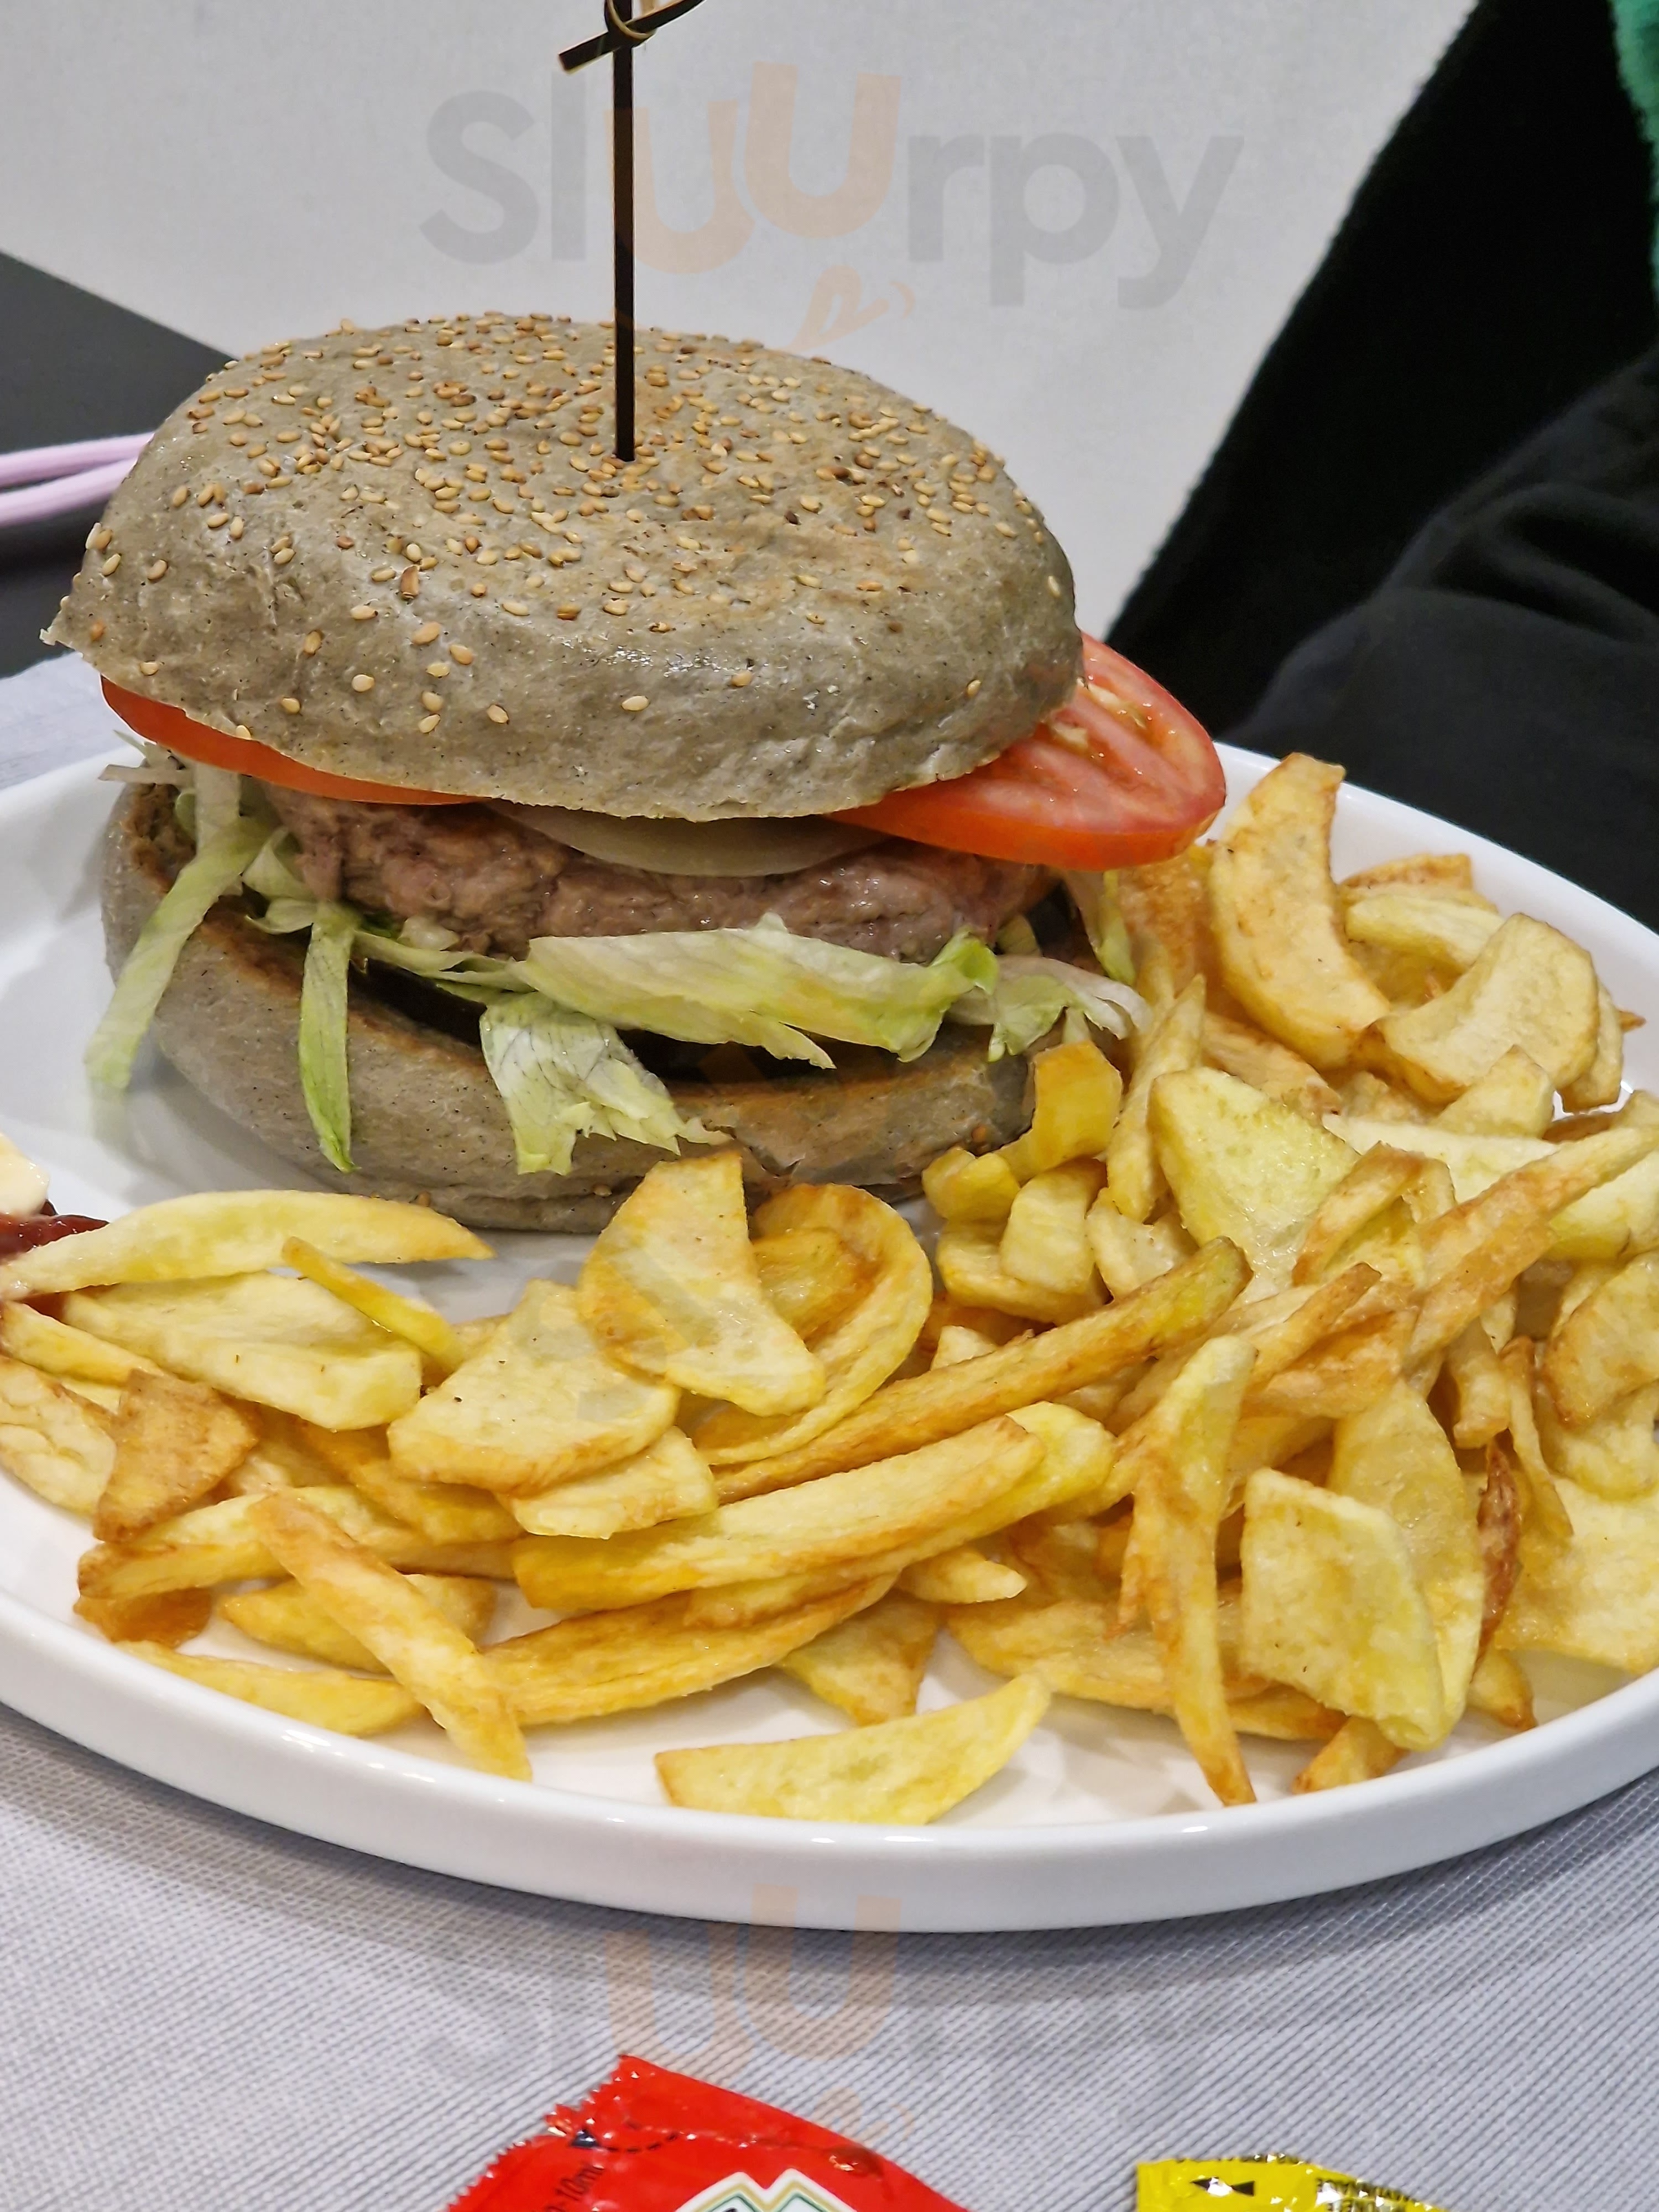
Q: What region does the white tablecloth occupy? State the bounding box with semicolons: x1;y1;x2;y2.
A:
0;651;1652;2212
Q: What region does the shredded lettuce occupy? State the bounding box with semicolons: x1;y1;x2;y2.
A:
479;994;713;1175
1063;870;1137;985
519;917;998;1067
298;901;358;1173
951;955;1146;1060
85;816;268;1091
194;765;244;853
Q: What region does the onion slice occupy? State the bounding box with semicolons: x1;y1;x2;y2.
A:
489;802;883;879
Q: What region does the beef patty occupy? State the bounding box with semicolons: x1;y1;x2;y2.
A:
260;784;1050;963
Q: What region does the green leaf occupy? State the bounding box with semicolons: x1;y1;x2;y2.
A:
84;817;268;1092
298;901;359;1173
479;994;712;1175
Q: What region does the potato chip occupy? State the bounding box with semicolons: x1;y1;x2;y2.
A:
1000;1039;1124;1181
1208;755;1390;1069
0;1303;161;1387
1117;1335;1257;1804
752;1227;873;1343
1151;1067;1357;1289
1324;1117;1552;1206
1292;1148;1423;1285
0;1189;487;1299
936;1223;1099;1324
252;1490;530;1778
716;1239;1246;1501
221;1572;496;1671
0;1354;115;1515
298;1420;519;1543
281;1237;466;1376
1536;1379;1659;1500
1434;1047;1556;1138
1240;1469;1447;1750
691;1184;933;1468
1549;1134;1659;1264
1560;984;1625;1113
1246;1308;1413;1422
999;1161;1106;1301
1498;1338;1573;1548
655;1674;1050;1824
779;1590;940;1724
75;1587;212;1648
898;1545;1025;1605
484;1581;883;1725
1291;1716;1402;1794
1541;1251;1659;1427
121;1641;424;1735
1466;1646;1535;1732
513;1416;1044;1612
1378;915;1599;1104
1202;1011;1342;1121
578;1153;824;1416
510;1427;717;1538
387;1280;679;1495
93;1370;259;1543
1107;977;1205;1224
1329;1383;1484;1720
921;1147;1021;1227
1498;1477;1659;1672
1344;889;1501;974
62;1274;425;1431
1337;1071;1428;1123
1003;1515;1118;1600
1086;1199;1194;1300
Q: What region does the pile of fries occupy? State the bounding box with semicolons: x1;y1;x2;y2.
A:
4;750;1659;1822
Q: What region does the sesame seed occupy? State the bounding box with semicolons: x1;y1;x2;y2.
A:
98;551;123;575
139;659;160;676
796;573;820;587
451;644;475;665
280;696;301;714
966;679;982;697
228;515;247;540
146;559;168;582
351;604;376;621
236;724;253;742
620;695;649;712
486;703;509;724
557;604;580;620
169;487;190;510
1046;575;1063;597
352;673;375;692
729;670;754;687
469;582;488;597
857;578;882;593
412;622;441;645
995;521;1016;537
603;598;629;615
399;567;420;598
302;631;323;656
426;661;450;678
371;565;397;582
421;690;444;711
88;619;105;642
418;713;441;734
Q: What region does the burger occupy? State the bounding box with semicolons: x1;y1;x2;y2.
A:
46;312;1222;1228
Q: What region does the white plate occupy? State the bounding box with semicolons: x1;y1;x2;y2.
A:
1;745;1654;1932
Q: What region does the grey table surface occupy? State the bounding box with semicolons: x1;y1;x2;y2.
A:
0;653;1652;2212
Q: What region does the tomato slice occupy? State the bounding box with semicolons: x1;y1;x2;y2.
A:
102;680;474;806
831;636;1225;869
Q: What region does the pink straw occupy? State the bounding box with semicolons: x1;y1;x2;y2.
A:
0;434;153;529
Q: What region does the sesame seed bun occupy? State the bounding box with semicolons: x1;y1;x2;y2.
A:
50;314;1080;821
102;786;1030;1228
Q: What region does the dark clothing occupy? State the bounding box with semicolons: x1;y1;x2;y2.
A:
1227;347;1659;930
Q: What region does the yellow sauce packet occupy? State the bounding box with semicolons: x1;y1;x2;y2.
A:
1137;2156;1449;2210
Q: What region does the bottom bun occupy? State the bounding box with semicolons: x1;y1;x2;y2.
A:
104;786;1030;1230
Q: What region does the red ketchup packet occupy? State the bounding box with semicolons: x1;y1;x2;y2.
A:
448;2057;969;2212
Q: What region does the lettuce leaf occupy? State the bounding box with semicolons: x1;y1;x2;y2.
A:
84;816;268;1091
479;995;713;1175
951;955;1146;1060
519;917;998;1066
1063;869;1136;985
298;901;358;1173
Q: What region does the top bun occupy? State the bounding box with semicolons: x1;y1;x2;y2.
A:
48;315;1081;820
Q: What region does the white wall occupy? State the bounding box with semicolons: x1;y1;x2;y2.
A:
1;0;1473;626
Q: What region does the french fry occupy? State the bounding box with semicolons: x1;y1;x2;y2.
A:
1292;1717;1403;1794
221;1573;497;1672
1207;754;1390;1069
778;1589;940;1724
898;1545;1025;1605
999;1161;1106;1301
1245;1308;1413;1423
75;1587;212;1647
1118;1335;1257;1805
281;1238;466;1375
578;1153;824;1416
1466;1646;1535;1732
936;1223;1100;1324
62;1274;425;1431
0;1303;161;1386
1324;1117;1551;1206
251;1491;530;1778
512;1417;1045;1612
1108;976;1205;1223
1478;1437;1523;1649
1343;890;1501;973
714;1240;1246;1501
932;1321;1019;1368
1086;1199;1193;1299
1150;1067;1357;1289
1378;915;1599;1104
1560;983;1625;1112
1498;1477;1659;1672
387;1281;679;1495
0;1354;115;1515
510;1427;717;1538
93;1370;259;1542
752;1227;874;1343
1536;1380;1659;1501
1339;851;1475;898
0;1189;487;1299
999;1039;1123;1180
1292;1149;1423;1285
296;1421;519;1544
655;1674;1050;1824
1435;1047;1556;1138
1202;1011;1341;1121
1240;1469;1448;1751
484;1580;884;1725
1541;1251;1659;1427
121;1642;424;1736
1499;1338;1574;1548
1117;849;1218;999
921;1147;1021;1227
691;1185;933;1468
1442;1320;1511;1448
